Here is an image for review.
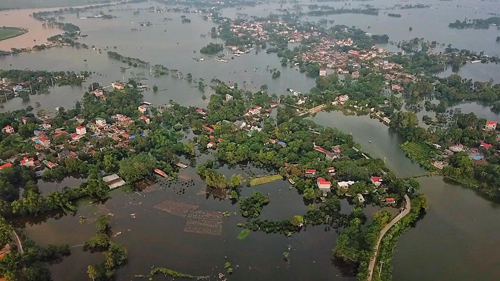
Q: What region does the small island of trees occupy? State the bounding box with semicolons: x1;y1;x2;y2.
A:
388;13;402;18
449;17;500;29
371;34;389;44
200;43;224;55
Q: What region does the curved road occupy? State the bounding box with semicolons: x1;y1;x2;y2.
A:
12;230;23;254
367;194;411;281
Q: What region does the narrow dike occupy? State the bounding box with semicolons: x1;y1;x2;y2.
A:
367;194;411;281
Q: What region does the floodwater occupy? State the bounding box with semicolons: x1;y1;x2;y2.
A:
393;177;500;281
0;4;316;112
19;169;360;281
0;9;61;50
2;0;500;280
37;175;87;195
313;110;500;281
439;63;500;83
312;111;426;178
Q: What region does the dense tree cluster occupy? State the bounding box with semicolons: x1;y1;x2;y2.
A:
199;43;224;55
449;17;500;29
239;191;270;217
0;240;70;281
85;215;128;280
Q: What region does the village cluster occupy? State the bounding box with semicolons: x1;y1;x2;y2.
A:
194;88;395;205
0;81;173;189
432;120;499;169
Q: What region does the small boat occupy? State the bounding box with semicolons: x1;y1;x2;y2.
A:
175;162;188;169
154;168;169;179
369;140;372;143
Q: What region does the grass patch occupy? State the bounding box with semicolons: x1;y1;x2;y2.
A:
237;229;250;240
249;174;282;186
150;267;209;280
0;27;27;41
400;141;441;171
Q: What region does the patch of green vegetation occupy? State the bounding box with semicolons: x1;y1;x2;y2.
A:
400;141;441;171
249;174;282;186
150;267;209;280
0;27;27;41
237;229;250;240
371;194;428;281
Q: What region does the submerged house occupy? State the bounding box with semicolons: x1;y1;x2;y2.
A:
102;174;126;189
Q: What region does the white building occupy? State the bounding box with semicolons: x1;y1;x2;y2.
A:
337;181;355;191
111;82;124;90
76;126;86;135
96;118;107;127
486;121;498;131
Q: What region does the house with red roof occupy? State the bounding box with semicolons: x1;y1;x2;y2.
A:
202;125;214;133
111;82;124;90
44;161;58;169
207;142;216;149
140;115;150;125
54;130;69;139
0;163;12;170
348;50;360;57
92;90;104;97
22;117;28;124
332;146;341;154
39;136;50;147
245;107;261;116
269;102;279;108
20;157;35;167
328;167;336;175
486;121;497;131
2;125;14;134
71;133;82;142
480;142;493;150
196;108;206;116
314;146;338;160
305;169;316;177
138;105;147;114
319;68;327;77
383;198;396;204
371;176;383;187
391;84;403;92
317;177;331;193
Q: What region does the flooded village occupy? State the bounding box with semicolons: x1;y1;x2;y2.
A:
0;0;500;281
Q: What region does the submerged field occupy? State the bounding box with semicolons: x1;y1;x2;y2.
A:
0;27;27;41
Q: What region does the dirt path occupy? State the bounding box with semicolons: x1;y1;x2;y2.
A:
11;230;23;254
367;194;411;281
